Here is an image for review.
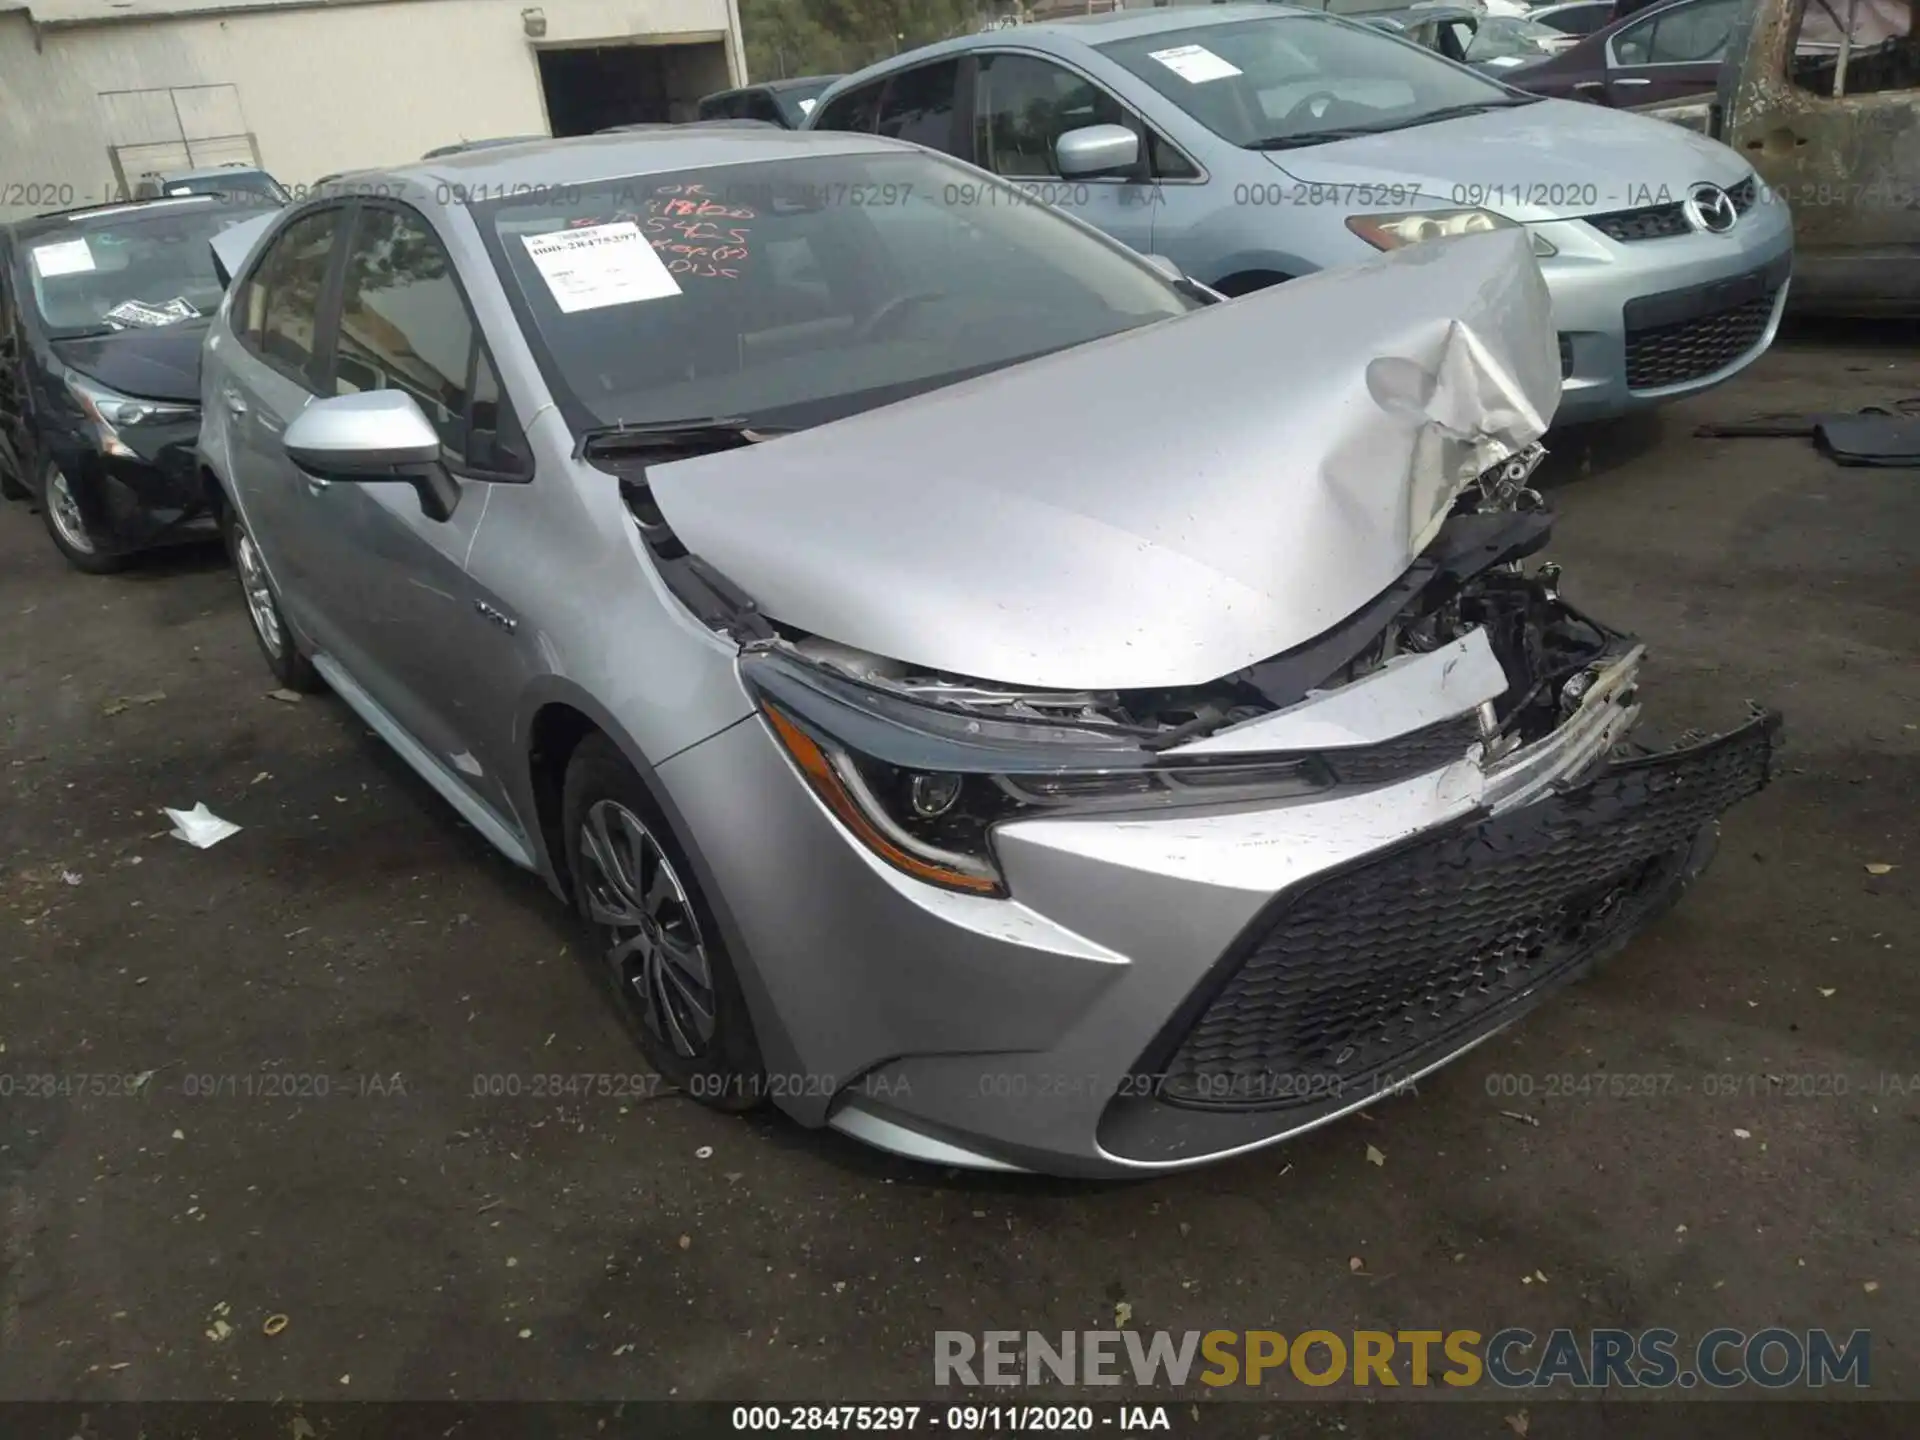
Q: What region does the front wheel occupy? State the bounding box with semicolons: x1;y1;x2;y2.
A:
222;504;323;692
40;460;126;574
562;735;766;1111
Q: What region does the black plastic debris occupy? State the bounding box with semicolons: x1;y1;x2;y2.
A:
1814;416;1920;468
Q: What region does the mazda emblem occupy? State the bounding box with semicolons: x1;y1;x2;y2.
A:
1686;183;1738;234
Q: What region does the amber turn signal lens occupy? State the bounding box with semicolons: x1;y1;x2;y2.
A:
762;704;1003;896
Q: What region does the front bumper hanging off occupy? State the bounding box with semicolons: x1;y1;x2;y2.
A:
1098;707;1782;1165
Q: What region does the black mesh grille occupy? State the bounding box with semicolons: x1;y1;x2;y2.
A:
1729;176;1757;213
1625;292;1778;390
1155;715;1779;1112
1319;714;1480;789
1587;202;1690;242
1557;333;1574;380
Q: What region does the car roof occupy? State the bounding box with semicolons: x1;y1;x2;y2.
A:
813;3;1322;93
362;127;918;197
1361;4;1481;21
150;163;272;181
422;135;550;158
707;73;841;99
7;193;267;241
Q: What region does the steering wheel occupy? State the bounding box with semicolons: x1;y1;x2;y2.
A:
1284;90;1345;125
856;290;945;341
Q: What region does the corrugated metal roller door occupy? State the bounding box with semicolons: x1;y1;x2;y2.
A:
99;84;260;193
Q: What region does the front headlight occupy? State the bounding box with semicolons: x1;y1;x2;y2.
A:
1346;208;1516;251
66;372;197;432
749;654;1331;897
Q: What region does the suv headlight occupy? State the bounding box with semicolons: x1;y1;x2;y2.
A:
747;653;1331;897
1346;208;1517;251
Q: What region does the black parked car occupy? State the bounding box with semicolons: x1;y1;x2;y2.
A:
0;195;278;572
695;75;843;128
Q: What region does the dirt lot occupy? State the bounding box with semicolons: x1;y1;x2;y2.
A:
1;325;1916;1435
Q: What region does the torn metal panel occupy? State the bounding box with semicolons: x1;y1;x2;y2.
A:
1165;629;1508;757
648;228;1559;692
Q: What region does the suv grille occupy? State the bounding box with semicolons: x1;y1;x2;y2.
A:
1153;714;1779;1112
1625;292;1778;390
1587;178;1757;242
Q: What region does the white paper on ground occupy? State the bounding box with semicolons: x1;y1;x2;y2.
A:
32;238;96;277
522;222;681;313
1146;44;1243;84
163;803;242;849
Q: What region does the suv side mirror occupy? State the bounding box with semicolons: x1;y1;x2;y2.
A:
284;390;461;522
1055;124;1140;177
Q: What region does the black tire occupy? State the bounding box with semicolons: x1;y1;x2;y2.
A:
38;459;127;573
562;734;765;1111
221;504;323;692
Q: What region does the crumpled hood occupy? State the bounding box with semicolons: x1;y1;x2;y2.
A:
647;228;1558;691
1271;100;1749;221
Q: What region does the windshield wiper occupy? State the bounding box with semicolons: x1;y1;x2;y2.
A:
1396;97;1545;126
1246;126;1398;150
579;417;794;461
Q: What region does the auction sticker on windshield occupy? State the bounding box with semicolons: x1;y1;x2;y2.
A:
1147;44;1243;84
31;238;95;277
522;221;681;313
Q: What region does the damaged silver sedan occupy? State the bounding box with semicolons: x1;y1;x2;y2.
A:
200;130;1779;1176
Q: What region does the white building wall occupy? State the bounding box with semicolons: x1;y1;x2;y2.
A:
0;0;744;222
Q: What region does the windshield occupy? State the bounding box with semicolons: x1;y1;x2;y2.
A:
1464;15;1567;62
477;150;1196;434
20;201;280;336
1097;13;1522;148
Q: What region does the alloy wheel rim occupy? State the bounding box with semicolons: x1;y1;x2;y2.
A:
577;799;716;1058
234;529;284;658
45;467;94;555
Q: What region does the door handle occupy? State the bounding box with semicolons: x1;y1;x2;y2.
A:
222;390;248;416
1615;77;1652;86
303;474;330;494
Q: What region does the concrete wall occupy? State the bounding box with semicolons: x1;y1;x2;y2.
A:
0;0;745;222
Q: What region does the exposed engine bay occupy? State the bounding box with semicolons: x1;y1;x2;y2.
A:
696;444;1635;765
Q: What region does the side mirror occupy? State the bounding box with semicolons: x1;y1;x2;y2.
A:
283;390;461;522
1055;124;1140;178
